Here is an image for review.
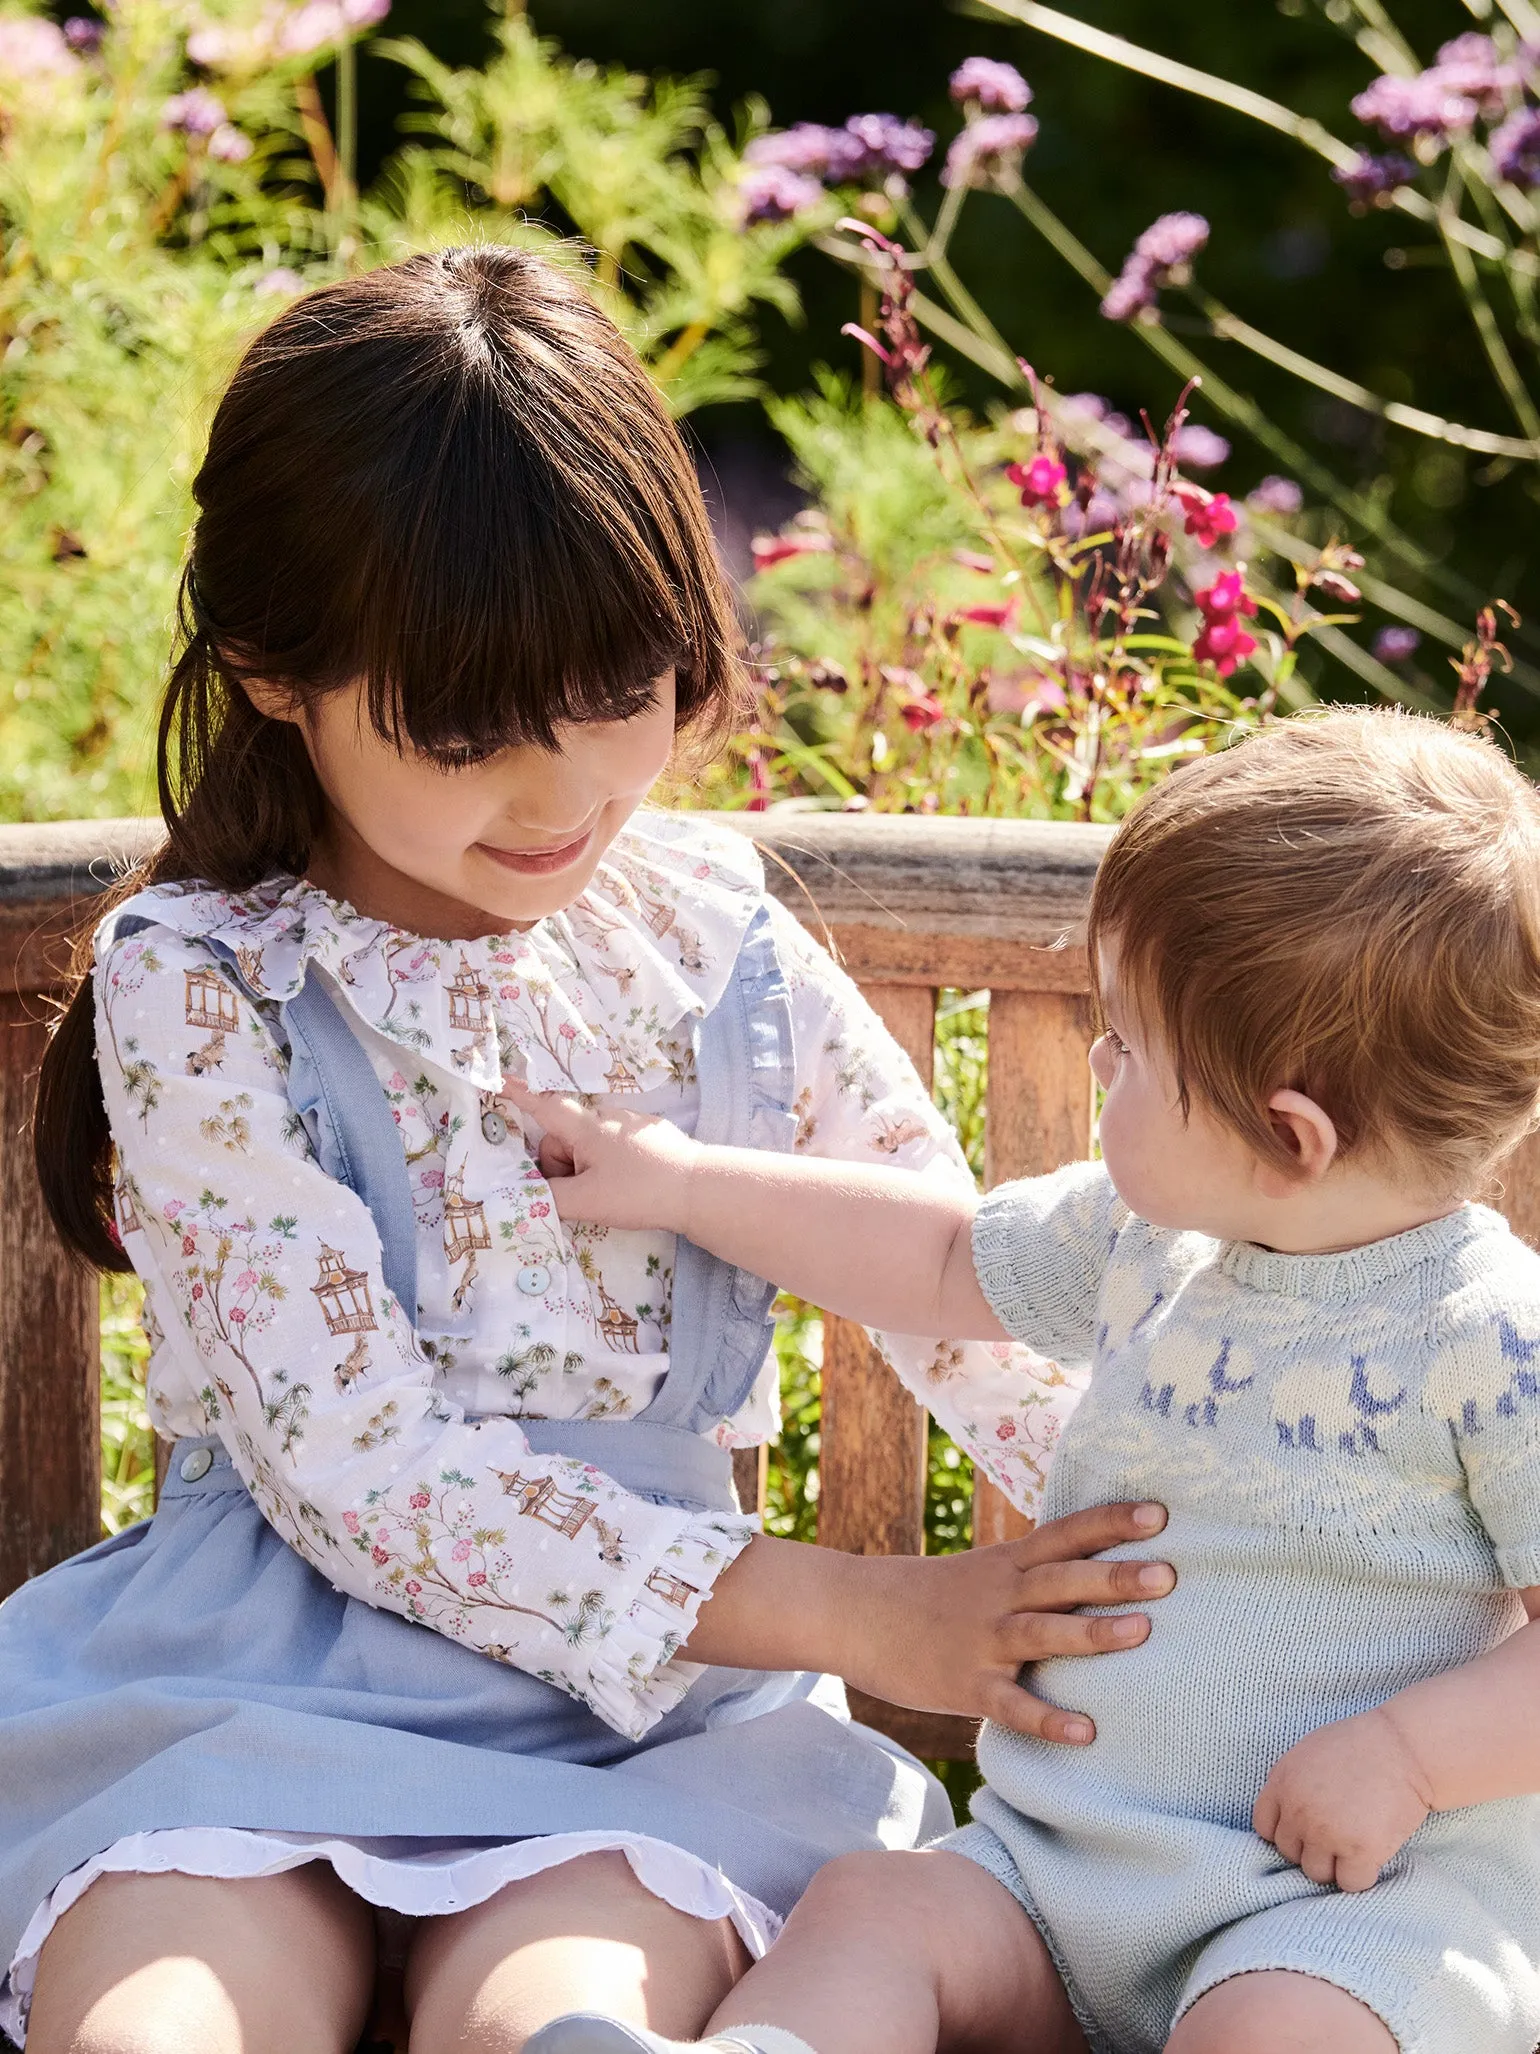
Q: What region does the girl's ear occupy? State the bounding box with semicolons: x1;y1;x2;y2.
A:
239;676;305;725
1256;1088;1339;1194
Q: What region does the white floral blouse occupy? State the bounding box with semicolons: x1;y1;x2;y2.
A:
95;810;1082;1742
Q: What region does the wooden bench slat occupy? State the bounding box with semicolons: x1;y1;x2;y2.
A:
0;996;100;1599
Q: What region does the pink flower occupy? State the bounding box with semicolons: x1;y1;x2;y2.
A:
958;597;1017;629
164;1199;187;1220
1193;570;1258;622
751;531;834;572
694;862;712;878
191;1283;204;1301
371;1544;389;1565
410;1490;431;1509
405;1578;421;1595
234;1269;258;1290
996;1419;1018;1440
1193;615;1259;677
1005;455;1068;508
0;17;78;81
467;1570;487;1587
451;1538;473;1561
182;1234;198;1257
229;1307;246;1324
530;1201;550;1218
559;1022;578;1041
747;749;771;814
343;1511;360;1533
899;693;947;732
987;672;1067;719
1176;489;1238;550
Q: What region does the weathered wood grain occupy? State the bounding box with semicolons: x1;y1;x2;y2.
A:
0;995;100;1598
973;989;1098;1551
816;982;935;1564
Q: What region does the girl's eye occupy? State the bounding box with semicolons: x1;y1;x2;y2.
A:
424;740;500;771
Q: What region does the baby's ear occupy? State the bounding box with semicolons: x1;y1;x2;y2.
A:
1258;1088;1339;1193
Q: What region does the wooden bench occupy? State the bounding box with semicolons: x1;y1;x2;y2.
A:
6;810;1540;1781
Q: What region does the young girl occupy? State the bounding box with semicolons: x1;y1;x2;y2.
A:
0;246;1172;2054
513;709;1540;2054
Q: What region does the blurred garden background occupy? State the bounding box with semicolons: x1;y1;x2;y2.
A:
5;0;1538;1743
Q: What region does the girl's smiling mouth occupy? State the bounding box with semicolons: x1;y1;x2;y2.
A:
475;831;595;877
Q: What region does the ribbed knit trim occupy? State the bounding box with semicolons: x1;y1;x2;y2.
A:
1219;1204;1490;1302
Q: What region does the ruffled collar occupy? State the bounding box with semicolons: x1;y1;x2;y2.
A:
101;810;764;1095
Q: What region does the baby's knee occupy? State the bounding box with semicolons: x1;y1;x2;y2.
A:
792;1848;986;1948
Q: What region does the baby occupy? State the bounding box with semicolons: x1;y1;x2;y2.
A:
521;709;1540;2054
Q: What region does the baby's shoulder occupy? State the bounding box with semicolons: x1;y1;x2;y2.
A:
1424;1208;1540;1413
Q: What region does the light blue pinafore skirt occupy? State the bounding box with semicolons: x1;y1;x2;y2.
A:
0;907;950;1976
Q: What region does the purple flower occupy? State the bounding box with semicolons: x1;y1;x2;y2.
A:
1247;475;1304;516
254;265;306;296
1351;71;1477;146
1431;33;1517;108
1373;625;1422;664
745;123;844;177
1332;151;1417;208
1491;106;1540;188
949;57;1032;114
1100;256;1157;323
0;17;78;79
161;87;227;136
1134;211;1210;269
63;17;104;54
1173;424;1230;471
942;111;1039;189
208;122;253;163
1102;211;1209;323
738;162;824;225
831;113;935;182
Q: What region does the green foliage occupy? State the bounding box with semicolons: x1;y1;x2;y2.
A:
101;1273;156;1533
0;0;820;822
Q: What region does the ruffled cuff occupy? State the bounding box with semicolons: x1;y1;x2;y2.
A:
583;1509;759;1741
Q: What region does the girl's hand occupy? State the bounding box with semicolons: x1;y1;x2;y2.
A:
684;1504;1178;1746
503;1082;699;1234
1253;1708;1434;1892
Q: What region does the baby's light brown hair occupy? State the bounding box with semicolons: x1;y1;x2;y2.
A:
1088;708;1540;1194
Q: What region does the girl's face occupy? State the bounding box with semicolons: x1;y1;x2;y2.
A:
259;672;679;938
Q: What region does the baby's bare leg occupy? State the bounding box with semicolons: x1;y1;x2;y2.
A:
25;1865;375;2054
1168;1971;1398;2054
705;1850;1086;2054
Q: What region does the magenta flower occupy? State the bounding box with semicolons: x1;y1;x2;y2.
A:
1491;106;1540;188
738;163;824;225
410;1489;431;1509
405;1578;422;1595
942;112;1039;190
1247;475;1304;516
467;1570;487;1587
751;531;833;571
1193;614;1258;675
371;1544;389;1565
1194;569;1256;621
1176;489;1238;550
1373;625;1422;664
949;57;1032;114
229;1306;247;1324
161;88;227;136
899;691;947;733
958;597;1017;628
1006;454;1069;507
747;749;771;813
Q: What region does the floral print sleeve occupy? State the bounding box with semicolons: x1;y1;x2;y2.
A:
768;900;1088;1516
96;924;753;1743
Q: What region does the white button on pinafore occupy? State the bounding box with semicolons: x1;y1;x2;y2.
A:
481;1108;508;1145
516;1264;552;1296
179;1447;214;1483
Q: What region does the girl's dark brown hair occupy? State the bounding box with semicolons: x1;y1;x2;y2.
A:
36;242;747;1269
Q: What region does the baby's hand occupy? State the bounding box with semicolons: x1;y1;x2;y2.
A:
1253;1707;1433;1893
502;1081;700;1233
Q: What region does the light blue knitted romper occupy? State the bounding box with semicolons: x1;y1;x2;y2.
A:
945;1162;1540;2054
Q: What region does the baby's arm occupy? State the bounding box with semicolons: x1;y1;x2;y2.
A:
1254;1594;1540;1893
509;1084;1007;1342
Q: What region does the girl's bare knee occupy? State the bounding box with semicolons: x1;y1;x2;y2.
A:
1169;1971;1399;2054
